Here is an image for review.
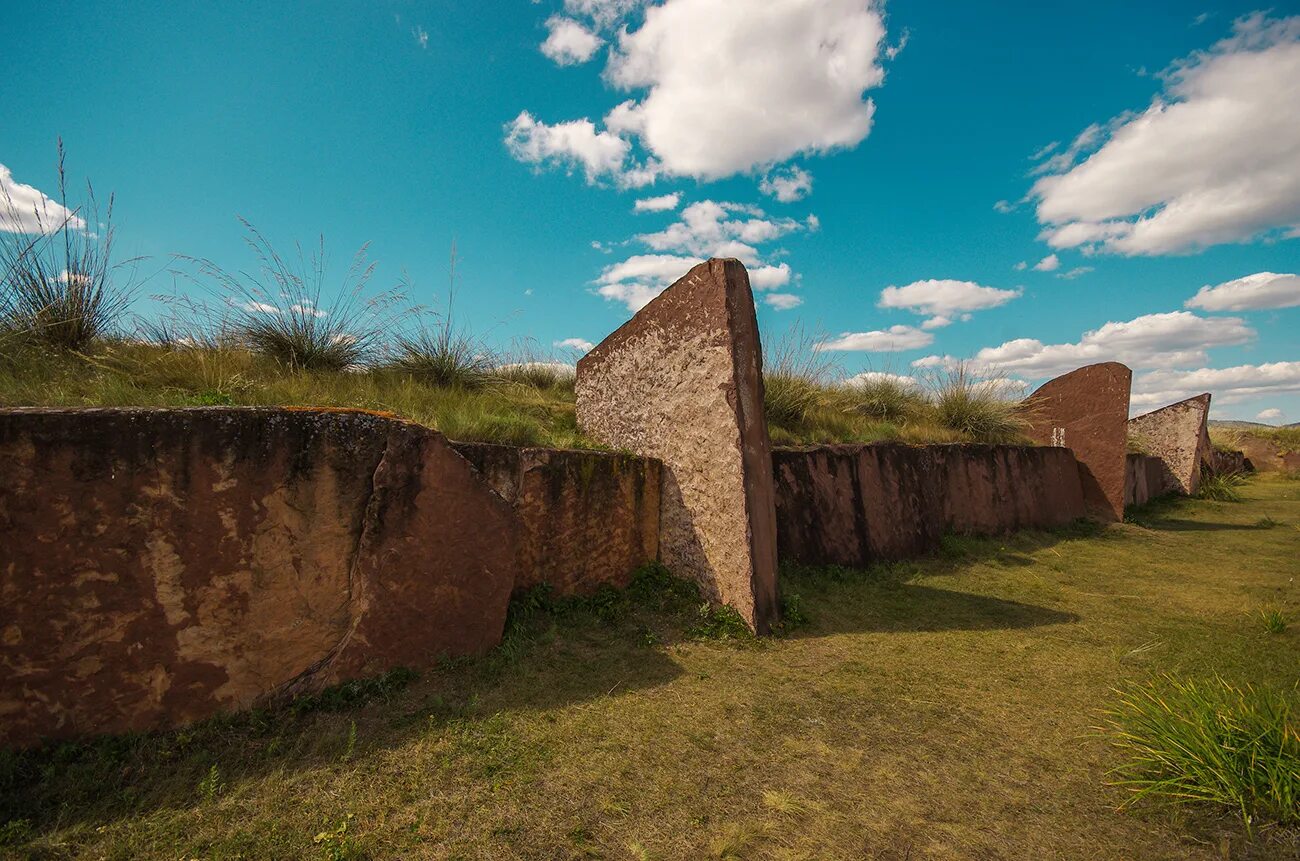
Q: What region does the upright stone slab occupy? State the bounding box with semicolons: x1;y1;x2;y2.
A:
575;258;779;633
1126;393;1212;496
1024;362;1131;521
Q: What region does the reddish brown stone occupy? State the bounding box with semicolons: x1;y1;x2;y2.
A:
1237;434;1300;473
1024;363;1132;521
1126;393;1211;495
0;407;519;747
773;443;1087;568
575;259;779;633
451;442;660;596
1124;452;1168;507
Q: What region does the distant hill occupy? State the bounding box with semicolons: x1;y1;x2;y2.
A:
1208;420;1271;430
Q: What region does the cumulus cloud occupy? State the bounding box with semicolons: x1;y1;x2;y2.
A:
554;337;596;352
764;293;803;310
816;325;934;352
633;192;680;212
1031;13;1300;255
748;263;791;290
877;279;1022;324
541;16;603;65
912;311;1255;379
844;370;919;388
503;111;638;185
1131;361;1300;407
1185;271;1300;311
0;163;84;234
1257;407;1284;421
760;166;814;202
510;0;890;187
594;252;701;310
1033;253;1060;272
1056;266;1093;280
636;199;806;260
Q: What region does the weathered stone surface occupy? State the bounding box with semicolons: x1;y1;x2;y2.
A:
452;442;660;596
1124;452;1169;508
773;443;1087;568
1024;362;1132;522
1210;448;1249;476
0;407;519;747
575;259;779;633
1127;393;1212;495
1237;434;1300;473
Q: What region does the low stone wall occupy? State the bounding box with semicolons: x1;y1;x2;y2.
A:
772;443;1087;568
1124;452;1172;507
0;407;520;748
451;442;660;596
1210;448;1249;476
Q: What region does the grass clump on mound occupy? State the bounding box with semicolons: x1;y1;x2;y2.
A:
1102;675;1300;831
1198;472;1248;502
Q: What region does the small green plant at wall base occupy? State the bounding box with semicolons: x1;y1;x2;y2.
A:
1260;607;1288;635
1197;472;1247;502
1101;675;1300;830
313;814;363;861
196;764;224;802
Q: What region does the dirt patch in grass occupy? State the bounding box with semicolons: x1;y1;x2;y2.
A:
2;480;1298;860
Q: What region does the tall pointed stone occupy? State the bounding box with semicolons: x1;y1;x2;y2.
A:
1127;393;1212;496
1024;362;1131;521
575;259;779;633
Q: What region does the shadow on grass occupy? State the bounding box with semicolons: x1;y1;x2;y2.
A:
1125;493;1260;532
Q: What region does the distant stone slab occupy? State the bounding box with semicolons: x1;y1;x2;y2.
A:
575;259;779;633
1127;393;1212;496
1024;362;1132;521
0;407;519;746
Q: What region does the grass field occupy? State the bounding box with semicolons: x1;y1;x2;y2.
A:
2;479;1297;860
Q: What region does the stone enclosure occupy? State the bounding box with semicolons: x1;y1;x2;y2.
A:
0;257;1251;747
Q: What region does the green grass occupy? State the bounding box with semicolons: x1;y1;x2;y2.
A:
1199;472;1249;502
1101;675;1299;830
2;478;1297;860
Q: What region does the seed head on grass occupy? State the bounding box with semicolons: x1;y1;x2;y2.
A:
390;318;496;390
1100;675;1300;830
762;323;838;430
0;141;138;351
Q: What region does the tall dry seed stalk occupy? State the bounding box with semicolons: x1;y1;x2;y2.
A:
0;140;137;350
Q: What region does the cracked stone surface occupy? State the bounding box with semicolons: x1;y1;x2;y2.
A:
0;407;519;747
575;259;779;634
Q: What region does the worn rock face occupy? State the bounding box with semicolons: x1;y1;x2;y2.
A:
0;408;519;747
575;259;779;633
1024;362;1132;522
1237;434;1300;473
773;443;1087;568
1127;394;1212;495
1124;452;1170;507
1210;448;1248;476
451;442;660;596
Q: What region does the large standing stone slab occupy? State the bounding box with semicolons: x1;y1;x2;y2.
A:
1126;393;1212;496
0;407;519;747
1024;362;1131;521
575;258;779;633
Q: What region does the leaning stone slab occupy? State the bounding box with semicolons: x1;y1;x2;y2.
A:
1126;393;1211;496
0;407;519;747
1024;362;1132;522
576;259;779;633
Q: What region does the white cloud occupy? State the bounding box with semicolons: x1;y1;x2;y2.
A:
816;325;935;352
844;370;919;389
512;0;889;187
1257;407;1284;421
412;26;429;49
636;199;805;259
764;293;803;310
594;252;702;310
760;166;814;203
633;192;680;212
1185;271;1300;311
504;111;636;185
1033;253;1060;272
1056;266;1093;280
0;163;85;234
554;337;596;352
749;263;791;291
541;16;603;65
912;311;1255;379
877;279;1021;319
1031;13;1300;255
993;199;1016;214
1013;261;1028;271
1131;361;1300;407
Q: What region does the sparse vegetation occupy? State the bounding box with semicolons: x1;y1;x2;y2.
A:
1198;472;1248;502
1102;675;1299;830
3;476;1295;859
0;142;137;351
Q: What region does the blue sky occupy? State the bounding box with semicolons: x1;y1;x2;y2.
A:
3;0;1298;421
